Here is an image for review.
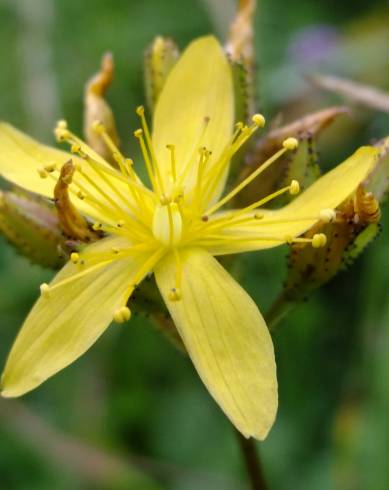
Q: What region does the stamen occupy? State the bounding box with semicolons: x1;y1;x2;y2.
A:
202;115;266;202
289;180;300;195
40;283;50;298
134;128;159;192
168;288;182;301
193;147;210;210
252;113;266;128
152;202;182;246
282;137;299;150
173;116;211;189
113;306;131;324
166;144;177;182
37;167;48;179
171;248;183;301
205;142;292;216
312;233;327;248
70;252;80;264
319;208;336;223
136;106;165;194
44;163;57;173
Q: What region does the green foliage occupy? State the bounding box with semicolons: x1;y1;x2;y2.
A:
0;0;389;489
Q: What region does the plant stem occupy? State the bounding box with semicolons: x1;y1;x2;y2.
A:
235;430;268;490
235;293;298;489
266;292;297;333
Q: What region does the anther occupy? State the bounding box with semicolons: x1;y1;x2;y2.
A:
136;105;145;116
44;163;57;173
92;222;103;231
117;220;125;228
91;120;104;134
168;288;182;301
70;143;81;154
40;283;50;298
54;126;70;142
160;195;171;205
283;137;299;150
37;167;48;179
77;190;85;200
252;114;266;128
70;252;80;264
312;233;327;248
134;129;143;138
289;180;300;195
319;208;336;223
113;306;131;323
57;120;68;130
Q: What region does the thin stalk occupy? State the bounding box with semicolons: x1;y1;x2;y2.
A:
235;292;299;489
235;429;268;490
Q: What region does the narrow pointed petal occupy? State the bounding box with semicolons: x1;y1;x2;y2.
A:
0;122;78;197
1;237;155;397
155;248;277;440
208;146;379;255
0;123;139;225
152;36;234;196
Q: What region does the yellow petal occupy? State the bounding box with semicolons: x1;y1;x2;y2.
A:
208;146;379;255
1;236;154;397
152;36;234;199
155;248;277;440
0;123;138;224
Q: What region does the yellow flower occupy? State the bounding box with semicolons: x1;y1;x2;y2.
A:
0;37;378;440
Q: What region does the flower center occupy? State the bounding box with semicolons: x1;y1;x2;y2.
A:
152;201;183;246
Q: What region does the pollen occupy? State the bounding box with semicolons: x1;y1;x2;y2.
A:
168;288;182;301
252;114;266;127
312;233;327;248
40;283;50;298
37;167;48;179
283;137;299;150
289;180;300;195
319;208;336;223
91;120;104;134
113;306;131;323
70;252;80;264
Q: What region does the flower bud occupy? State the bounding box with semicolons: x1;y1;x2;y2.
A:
0;190;68;269
284;185;381;302
226;0;256;121
144;36;179;112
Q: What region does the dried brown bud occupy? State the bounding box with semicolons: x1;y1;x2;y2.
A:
84;52;119;161
54;160;100;243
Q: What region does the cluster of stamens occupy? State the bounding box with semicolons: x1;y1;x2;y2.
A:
37;107;332;319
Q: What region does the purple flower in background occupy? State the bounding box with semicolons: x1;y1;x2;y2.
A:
288;24;341;67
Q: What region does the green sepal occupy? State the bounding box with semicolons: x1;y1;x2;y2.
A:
341;223;380;270
366;136;389;204
144;36;179;113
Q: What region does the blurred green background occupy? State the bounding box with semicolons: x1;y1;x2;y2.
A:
1;0;389;489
